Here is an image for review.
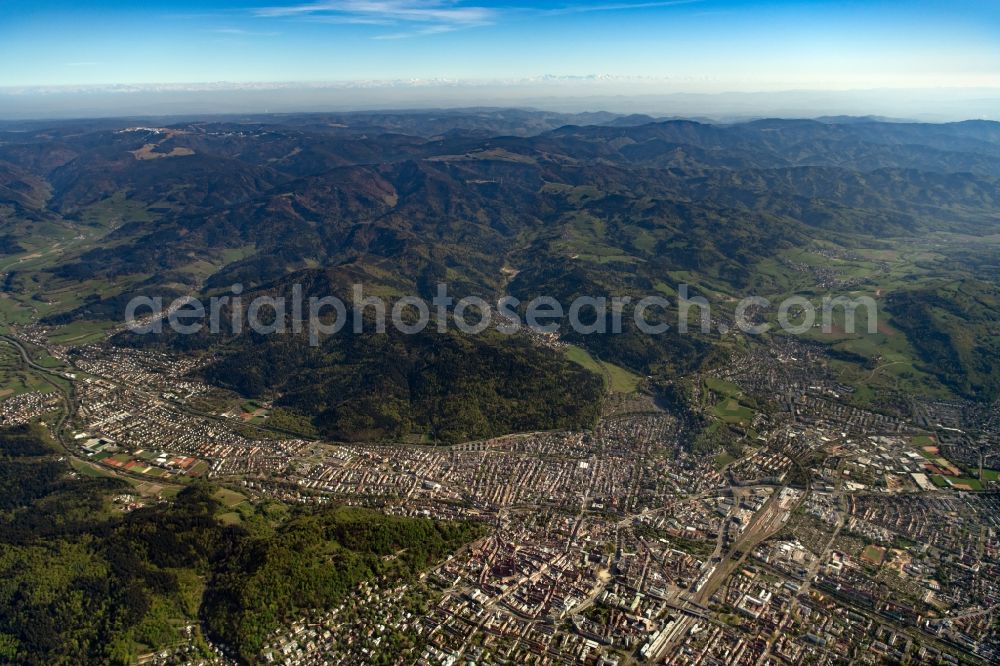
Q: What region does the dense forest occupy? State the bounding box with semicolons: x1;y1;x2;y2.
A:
114;295;607;444
0;425;485;665
203;327;606;443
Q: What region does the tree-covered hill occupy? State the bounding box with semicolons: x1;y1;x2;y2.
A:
0;426;485;665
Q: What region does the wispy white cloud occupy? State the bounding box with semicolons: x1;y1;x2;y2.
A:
211;26;281;36
252;0;701;39
373;22;462;39
299;15;396;25
254;1;495;26
254;1;494;39
541;0;703;15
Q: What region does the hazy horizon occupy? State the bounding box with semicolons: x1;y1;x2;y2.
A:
2;1;999;120
2;83;999;122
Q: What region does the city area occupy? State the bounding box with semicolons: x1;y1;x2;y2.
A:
2;323;997;666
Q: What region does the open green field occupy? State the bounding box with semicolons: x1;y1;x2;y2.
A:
46;319;116;345
714;451;737;470
218;511;243;525
69;458;182;498
943;476;984;491
212;486;250;509
0;341;58;399
70;458;119;479
930;474;985;491
862;544;886;564
705;376;742;398
564;344;642;394
702;376;755;426
713;398;754;425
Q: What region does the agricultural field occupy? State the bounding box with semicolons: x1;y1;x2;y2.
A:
0;340;57;399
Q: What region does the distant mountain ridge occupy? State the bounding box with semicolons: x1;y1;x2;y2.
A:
1;109;997;438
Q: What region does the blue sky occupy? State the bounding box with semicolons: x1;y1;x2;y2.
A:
1;0;998;90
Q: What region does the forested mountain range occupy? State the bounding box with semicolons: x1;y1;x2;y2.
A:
1;109;997;439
